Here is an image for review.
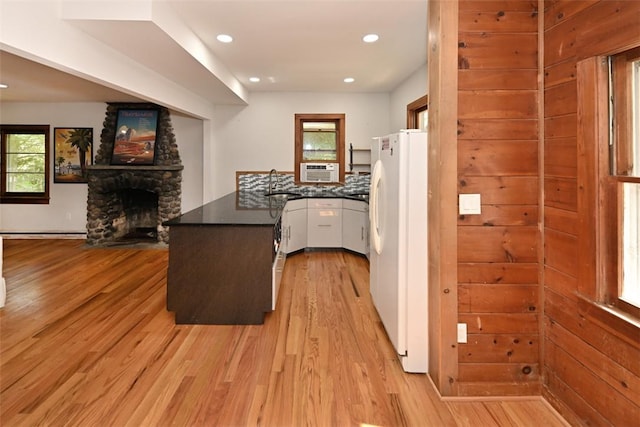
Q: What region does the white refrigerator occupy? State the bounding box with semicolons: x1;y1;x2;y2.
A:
369;130;428;373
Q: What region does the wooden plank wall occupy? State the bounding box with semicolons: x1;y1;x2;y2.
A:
456;0;541;396
542;1;640;425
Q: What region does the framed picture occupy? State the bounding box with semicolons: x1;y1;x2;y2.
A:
111;108;159;165
54;127;93;183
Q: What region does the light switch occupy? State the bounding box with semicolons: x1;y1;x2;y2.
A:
459;193;481;215
457;323;468;344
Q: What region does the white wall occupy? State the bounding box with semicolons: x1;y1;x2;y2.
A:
0;64;426;232
208;91;391;199
0;103;204;233
205;64;427;200
1;0;219;118
389;63;428;132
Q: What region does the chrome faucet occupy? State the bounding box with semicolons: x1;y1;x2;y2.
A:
268;169;280;194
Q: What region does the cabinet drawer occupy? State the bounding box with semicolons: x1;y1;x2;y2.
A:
307;208;342;247
307;198;342;209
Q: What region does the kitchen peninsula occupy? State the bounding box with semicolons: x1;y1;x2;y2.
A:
165;189;369;325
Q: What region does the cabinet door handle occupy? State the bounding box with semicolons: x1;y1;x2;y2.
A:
361;226;364;240
318;224;332;227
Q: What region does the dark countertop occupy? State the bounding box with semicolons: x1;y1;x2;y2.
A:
164;190;368;227
164;192;283;226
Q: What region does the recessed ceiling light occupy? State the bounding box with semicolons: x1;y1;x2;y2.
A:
216;34;233;43
0;83;8;89
344;77;355;83
362;34;379;43
249;77;260;83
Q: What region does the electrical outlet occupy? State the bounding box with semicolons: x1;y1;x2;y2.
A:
457;323;468;344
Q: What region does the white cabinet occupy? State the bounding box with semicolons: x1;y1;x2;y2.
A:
307;198;342;248
272;246;286;310
283;198;307;254
342;199;369;255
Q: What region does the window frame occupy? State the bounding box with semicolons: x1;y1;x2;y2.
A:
407;95;428;130
0;124;50;204
294;113;345;184
577;51;640;341
607;47;640;318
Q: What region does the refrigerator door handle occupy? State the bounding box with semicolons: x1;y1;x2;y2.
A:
370;159;383;254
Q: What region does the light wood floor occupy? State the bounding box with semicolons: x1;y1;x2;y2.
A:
1;239;568;426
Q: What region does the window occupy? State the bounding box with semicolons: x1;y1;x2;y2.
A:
302;121;338;161
294;113;345;183
1;125;50;204
609;47;640;315
407;95;428;130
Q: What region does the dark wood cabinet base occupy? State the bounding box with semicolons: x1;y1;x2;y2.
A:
166;225;272;324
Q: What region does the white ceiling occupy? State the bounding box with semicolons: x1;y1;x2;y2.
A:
0;0;427;105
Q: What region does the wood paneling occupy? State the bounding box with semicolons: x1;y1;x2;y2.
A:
544;228;578;277
458;227;538;263
544;206;577;235
544;59;576;88
544;114;576;139
543;17;578;66
459;313;539;334
458;205;538;227
545;341;639;427
460;1;538;13
458;140;538;176
543;0;598;29
543;266;577;301
543;1;640;424
458;118;538;140
458;363;539;383
458;33;538;69
574;1;640;59
458;176;538;205
544;137;577;178
459;334;539;363
544;82;577;117
459;69;538;90
456;0;541;396
545;317;640;404
458;263;538;284
545;290;640;376
459;284;539;313
543;177;576;211
459;91;538;119
458;10;538;33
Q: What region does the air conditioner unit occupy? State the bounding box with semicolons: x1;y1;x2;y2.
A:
300;163;339;183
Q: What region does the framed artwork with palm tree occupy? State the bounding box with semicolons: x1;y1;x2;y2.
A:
54;127;93;183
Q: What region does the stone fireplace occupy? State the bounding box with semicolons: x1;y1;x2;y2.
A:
86;103;183;246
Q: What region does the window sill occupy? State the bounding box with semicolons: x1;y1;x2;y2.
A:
577;294;640;349
0;196;50;204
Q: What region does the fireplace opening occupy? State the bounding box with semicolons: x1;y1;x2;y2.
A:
112;189;159;244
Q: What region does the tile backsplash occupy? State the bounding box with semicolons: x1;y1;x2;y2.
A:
237;172;370;195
